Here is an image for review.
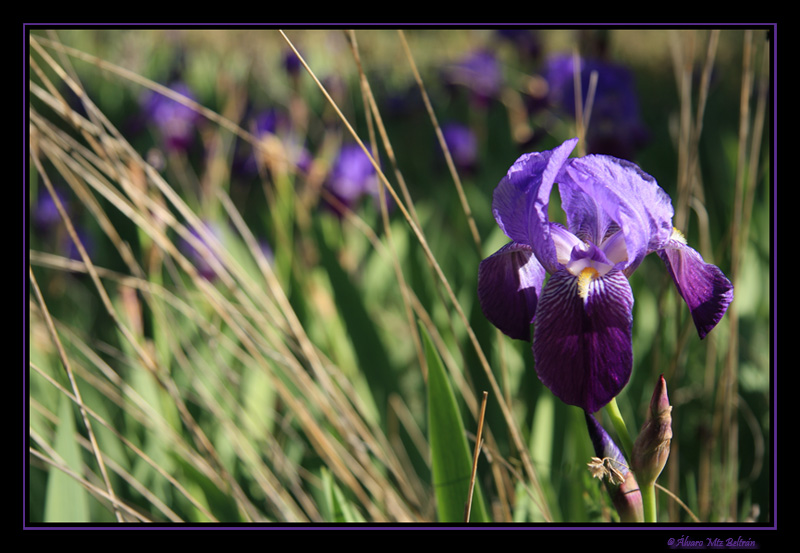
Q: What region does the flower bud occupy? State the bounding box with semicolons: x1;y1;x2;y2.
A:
585;412;643;522
631;375;672;487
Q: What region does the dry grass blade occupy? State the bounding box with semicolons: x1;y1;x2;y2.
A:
465;391;489;523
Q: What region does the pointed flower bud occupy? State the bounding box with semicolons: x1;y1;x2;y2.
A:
585;412;644;522
632;375;673;488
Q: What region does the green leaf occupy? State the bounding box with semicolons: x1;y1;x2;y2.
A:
421;322;489;523
44;396;90;522
313;219;395;424
320;468;365;523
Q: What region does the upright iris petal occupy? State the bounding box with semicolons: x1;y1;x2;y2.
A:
477;138;733;413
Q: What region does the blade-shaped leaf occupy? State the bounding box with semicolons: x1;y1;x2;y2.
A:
44;396;90;522
421;322;489;523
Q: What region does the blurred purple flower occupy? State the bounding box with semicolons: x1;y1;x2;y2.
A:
442;50;504;105
141;82;200;152
253;108;284;137
259;238;274;265
34;188;68;234
324;144;390;214
543;54;649;159
477;138;732;412
233;107;312;178
441;122;478;173
494;29;542;60
33;187;95;261
283;48;302;76
255;109;311;172
179;221;223;281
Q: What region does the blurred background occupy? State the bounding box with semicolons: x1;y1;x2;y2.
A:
27;27;772;524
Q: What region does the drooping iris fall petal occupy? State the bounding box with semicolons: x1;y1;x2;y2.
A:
533;268;634;414
658;231;734;339
477;242;546;341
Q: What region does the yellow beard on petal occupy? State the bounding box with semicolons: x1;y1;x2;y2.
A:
671;227;687;245
578;266;600;301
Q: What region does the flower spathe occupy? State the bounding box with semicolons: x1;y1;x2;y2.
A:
585;412;643;523
632;375;672;488
477;138;733;413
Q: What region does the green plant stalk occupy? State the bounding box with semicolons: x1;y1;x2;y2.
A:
604;398;633;460
641;481;657;522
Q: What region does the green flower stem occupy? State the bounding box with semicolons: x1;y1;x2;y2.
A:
641;481;657;522
604;398;633;460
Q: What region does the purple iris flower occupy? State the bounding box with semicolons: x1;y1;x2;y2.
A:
283;48;302;76
477;138;733;413
178;221;223;281
34;188;68;234
234;107;311;178
141;82;200;152
324;144;390;214
543;54;649;159
441;122;478;173
442;50;503;105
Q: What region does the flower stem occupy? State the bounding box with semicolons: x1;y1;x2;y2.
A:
604;398;633;460
641;482;657;522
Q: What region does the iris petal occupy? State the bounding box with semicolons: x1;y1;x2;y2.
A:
533;268;634;413
559;154;674;274
492;138;578;273
550;223;584;267
477;242;547;341
658;238;734;339
585;412;627;472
